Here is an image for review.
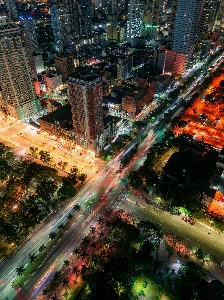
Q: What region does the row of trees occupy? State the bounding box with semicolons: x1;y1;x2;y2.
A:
0;143;86;258
41;208;215;300
46;212;163;300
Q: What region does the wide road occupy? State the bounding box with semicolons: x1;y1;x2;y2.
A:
0;52;224;300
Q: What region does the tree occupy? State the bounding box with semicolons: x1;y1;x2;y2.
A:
81;215;158;298
49;231;56;240
77;173;87;183
73;247;80;255
57;177;76;201
63;260;70;267
71;166;78;173
53;271;61;281
195;248;205;264
90;226;96;234
67;213;73;219
145;169;158;188
16;265;26;276
99;231;104;238
29;253;37;263
39;150;52;163
62;278;69;287
73;266;80;275
105;220;112;228
138;220;162;248
58;223;65;230
42;288;49;296
36;179;57;200
174;262;205;300
128;171;143;188
29;147;39;158
82;236;90;246
39;244;46;252
73;204;81;211
97;217;104;224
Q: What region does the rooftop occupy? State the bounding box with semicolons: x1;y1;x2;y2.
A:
103;96;122;105
103;115;121;127
39;104;73;131
69;67;101;82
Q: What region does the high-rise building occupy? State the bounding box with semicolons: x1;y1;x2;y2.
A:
0;16;41;120
51;4;72;52
215;0;224;30
57;0;80;43
19;17;39;79
153;49;186;75
169;0;205;66
5;0;17;21
77;0;93;42
117;54;133;81
68;69;104;156
195;0;221;57
54;53;75;82
107;0;116;15
143;0;161;40
126;0;144;42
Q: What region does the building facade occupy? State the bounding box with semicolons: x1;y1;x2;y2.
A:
20;17;40;79
5;0;17;21
117;54;133;81
169;0;205;66
54;53;75;82
51;4;72;52
126;0;144;42
68;70;104;156
0;16;41;120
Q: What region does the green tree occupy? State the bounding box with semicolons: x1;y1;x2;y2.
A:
39;150;52;163
57;177;76;201
16;265;26;276
77;173;87;183
29;253;37;263
49;231;56;240
128;171;143;188
195;248;205;264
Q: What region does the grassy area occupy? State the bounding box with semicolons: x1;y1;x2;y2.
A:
84;196;95;208
154;149;177;173
131;274;161;299
67;283;86;300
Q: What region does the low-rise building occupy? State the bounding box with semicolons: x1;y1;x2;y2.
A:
103;96;122;117
38;104;75;147
155;74;172;94
117;54;133;81
45;71;63;92
122;83;155;119
104;115;122;143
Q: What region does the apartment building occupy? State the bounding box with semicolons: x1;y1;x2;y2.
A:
0;16;41;120
54;53;75;82
68;69;104;156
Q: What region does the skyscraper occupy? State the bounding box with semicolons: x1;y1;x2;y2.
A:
126;0;144;42
169;0;204;66
68;69;104;156
5;0;17;21
57;0;79;42
51;4;72;52
143;0;161;40
19;17;39;79
0;16;41;120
